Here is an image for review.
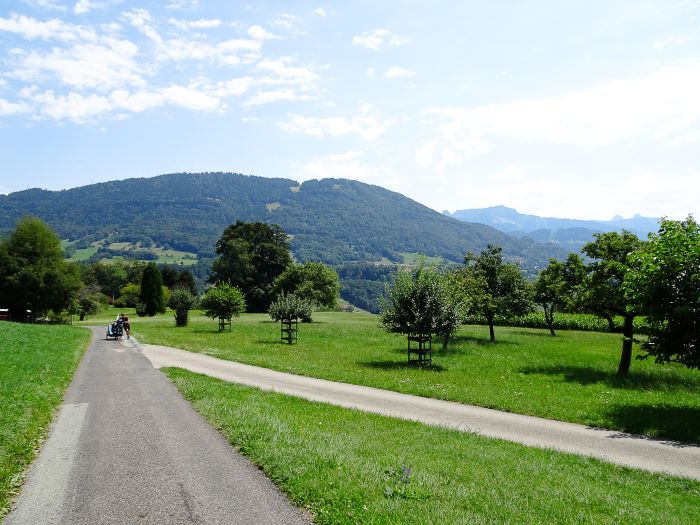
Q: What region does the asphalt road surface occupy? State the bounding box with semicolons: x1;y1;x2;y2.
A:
5;328;312;525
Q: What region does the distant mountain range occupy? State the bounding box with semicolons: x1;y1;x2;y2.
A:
444;206;659;250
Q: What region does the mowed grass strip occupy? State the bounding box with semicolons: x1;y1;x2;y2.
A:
0;323;90;516
165;368;700;525
131;311;700;443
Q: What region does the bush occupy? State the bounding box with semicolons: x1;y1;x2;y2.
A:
269;293;314;323
462;312;651;334
167;288;199;327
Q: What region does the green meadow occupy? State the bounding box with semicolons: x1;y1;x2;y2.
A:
0;323;90;516
119;310;700;444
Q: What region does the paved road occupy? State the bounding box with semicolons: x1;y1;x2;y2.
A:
141;342;700;481
5;328;312;525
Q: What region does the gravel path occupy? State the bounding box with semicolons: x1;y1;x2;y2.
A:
5;328;312;525
139;340;700;481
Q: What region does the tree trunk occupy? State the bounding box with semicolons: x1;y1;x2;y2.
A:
487;316;495;342
544;304;556;336
442;334;449;351
617;315;634;377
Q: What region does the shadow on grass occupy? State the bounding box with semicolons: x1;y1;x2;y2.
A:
519;365;695;390
449;334;520;347
358;360;446;372
603;405;700;445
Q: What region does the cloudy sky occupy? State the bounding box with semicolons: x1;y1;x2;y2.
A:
1;1;699;221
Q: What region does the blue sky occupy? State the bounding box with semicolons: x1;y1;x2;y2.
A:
1;1;699;221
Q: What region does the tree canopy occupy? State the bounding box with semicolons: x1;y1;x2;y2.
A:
273;261;340;310
211;221;292;311
625;217;700;369
534;254;585;336
457;245;533;341
0;216;80;320
380;265;462;350
139;262;165;316
580;231;645;376
200;283;246;327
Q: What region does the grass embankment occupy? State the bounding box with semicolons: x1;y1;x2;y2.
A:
0;323;90;516
167;369;700;524
128;311;700;443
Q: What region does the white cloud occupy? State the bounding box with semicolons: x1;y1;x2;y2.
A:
0;98;30;116
385;66;415;78
652;35;693;49
366;67;375;78
314;8;326;17
165;0;200;10
245;88;312;107
248;25;280;41
168;18;222;30
0;13;97;41
9;38;144;91
352;29;409;50
271;13;297;30
280;108;395;140
22;0;66;11
74;0;98;15
423;62;700;157
123;8;163;44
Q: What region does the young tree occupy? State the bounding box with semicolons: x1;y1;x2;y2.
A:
269;292;314;323
457;245;533;342
534;254;586;336
625;217;700;369
273;262;341;310
211;221;292;311
380;266;462;352
0;217;81;320
200;283;246;331
139;262;165;316
580;231;645;376
167;287;199;327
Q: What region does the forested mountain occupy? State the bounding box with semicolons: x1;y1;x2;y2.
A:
0;172;563;266
1;173;567;311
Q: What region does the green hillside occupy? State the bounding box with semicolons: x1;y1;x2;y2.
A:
0;172;566;311
0;172;562;264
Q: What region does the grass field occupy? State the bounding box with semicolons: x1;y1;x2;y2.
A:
166;369;700;524
0;323;90;516
108;309;700;443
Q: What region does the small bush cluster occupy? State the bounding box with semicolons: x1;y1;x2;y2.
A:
269;293;314;323
462;312;651;334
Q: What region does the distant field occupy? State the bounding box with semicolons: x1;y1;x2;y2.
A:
63;239;198;265
0;323;90;516
128;311;700;443
398;252;446;266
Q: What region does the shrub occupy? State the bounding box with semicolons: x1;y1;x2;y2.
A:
269;292;314;323
167;287;199;327
200;283;246;329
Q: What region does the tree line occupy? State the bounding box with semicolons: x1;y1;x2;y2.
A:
379;217;699;376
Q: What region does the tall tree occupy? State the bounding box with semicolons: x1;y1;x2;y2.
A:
0;217;80;320
211;221;292;311
534;254;586;336
457;245;533;341
139;262;165;316
581;231;645;376
273;262;341;310
625;217;700;369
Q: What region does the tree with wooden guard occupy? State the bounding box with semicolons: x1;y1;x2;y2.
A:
380;265;461;365
269;292;314;344
200;283;246;332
